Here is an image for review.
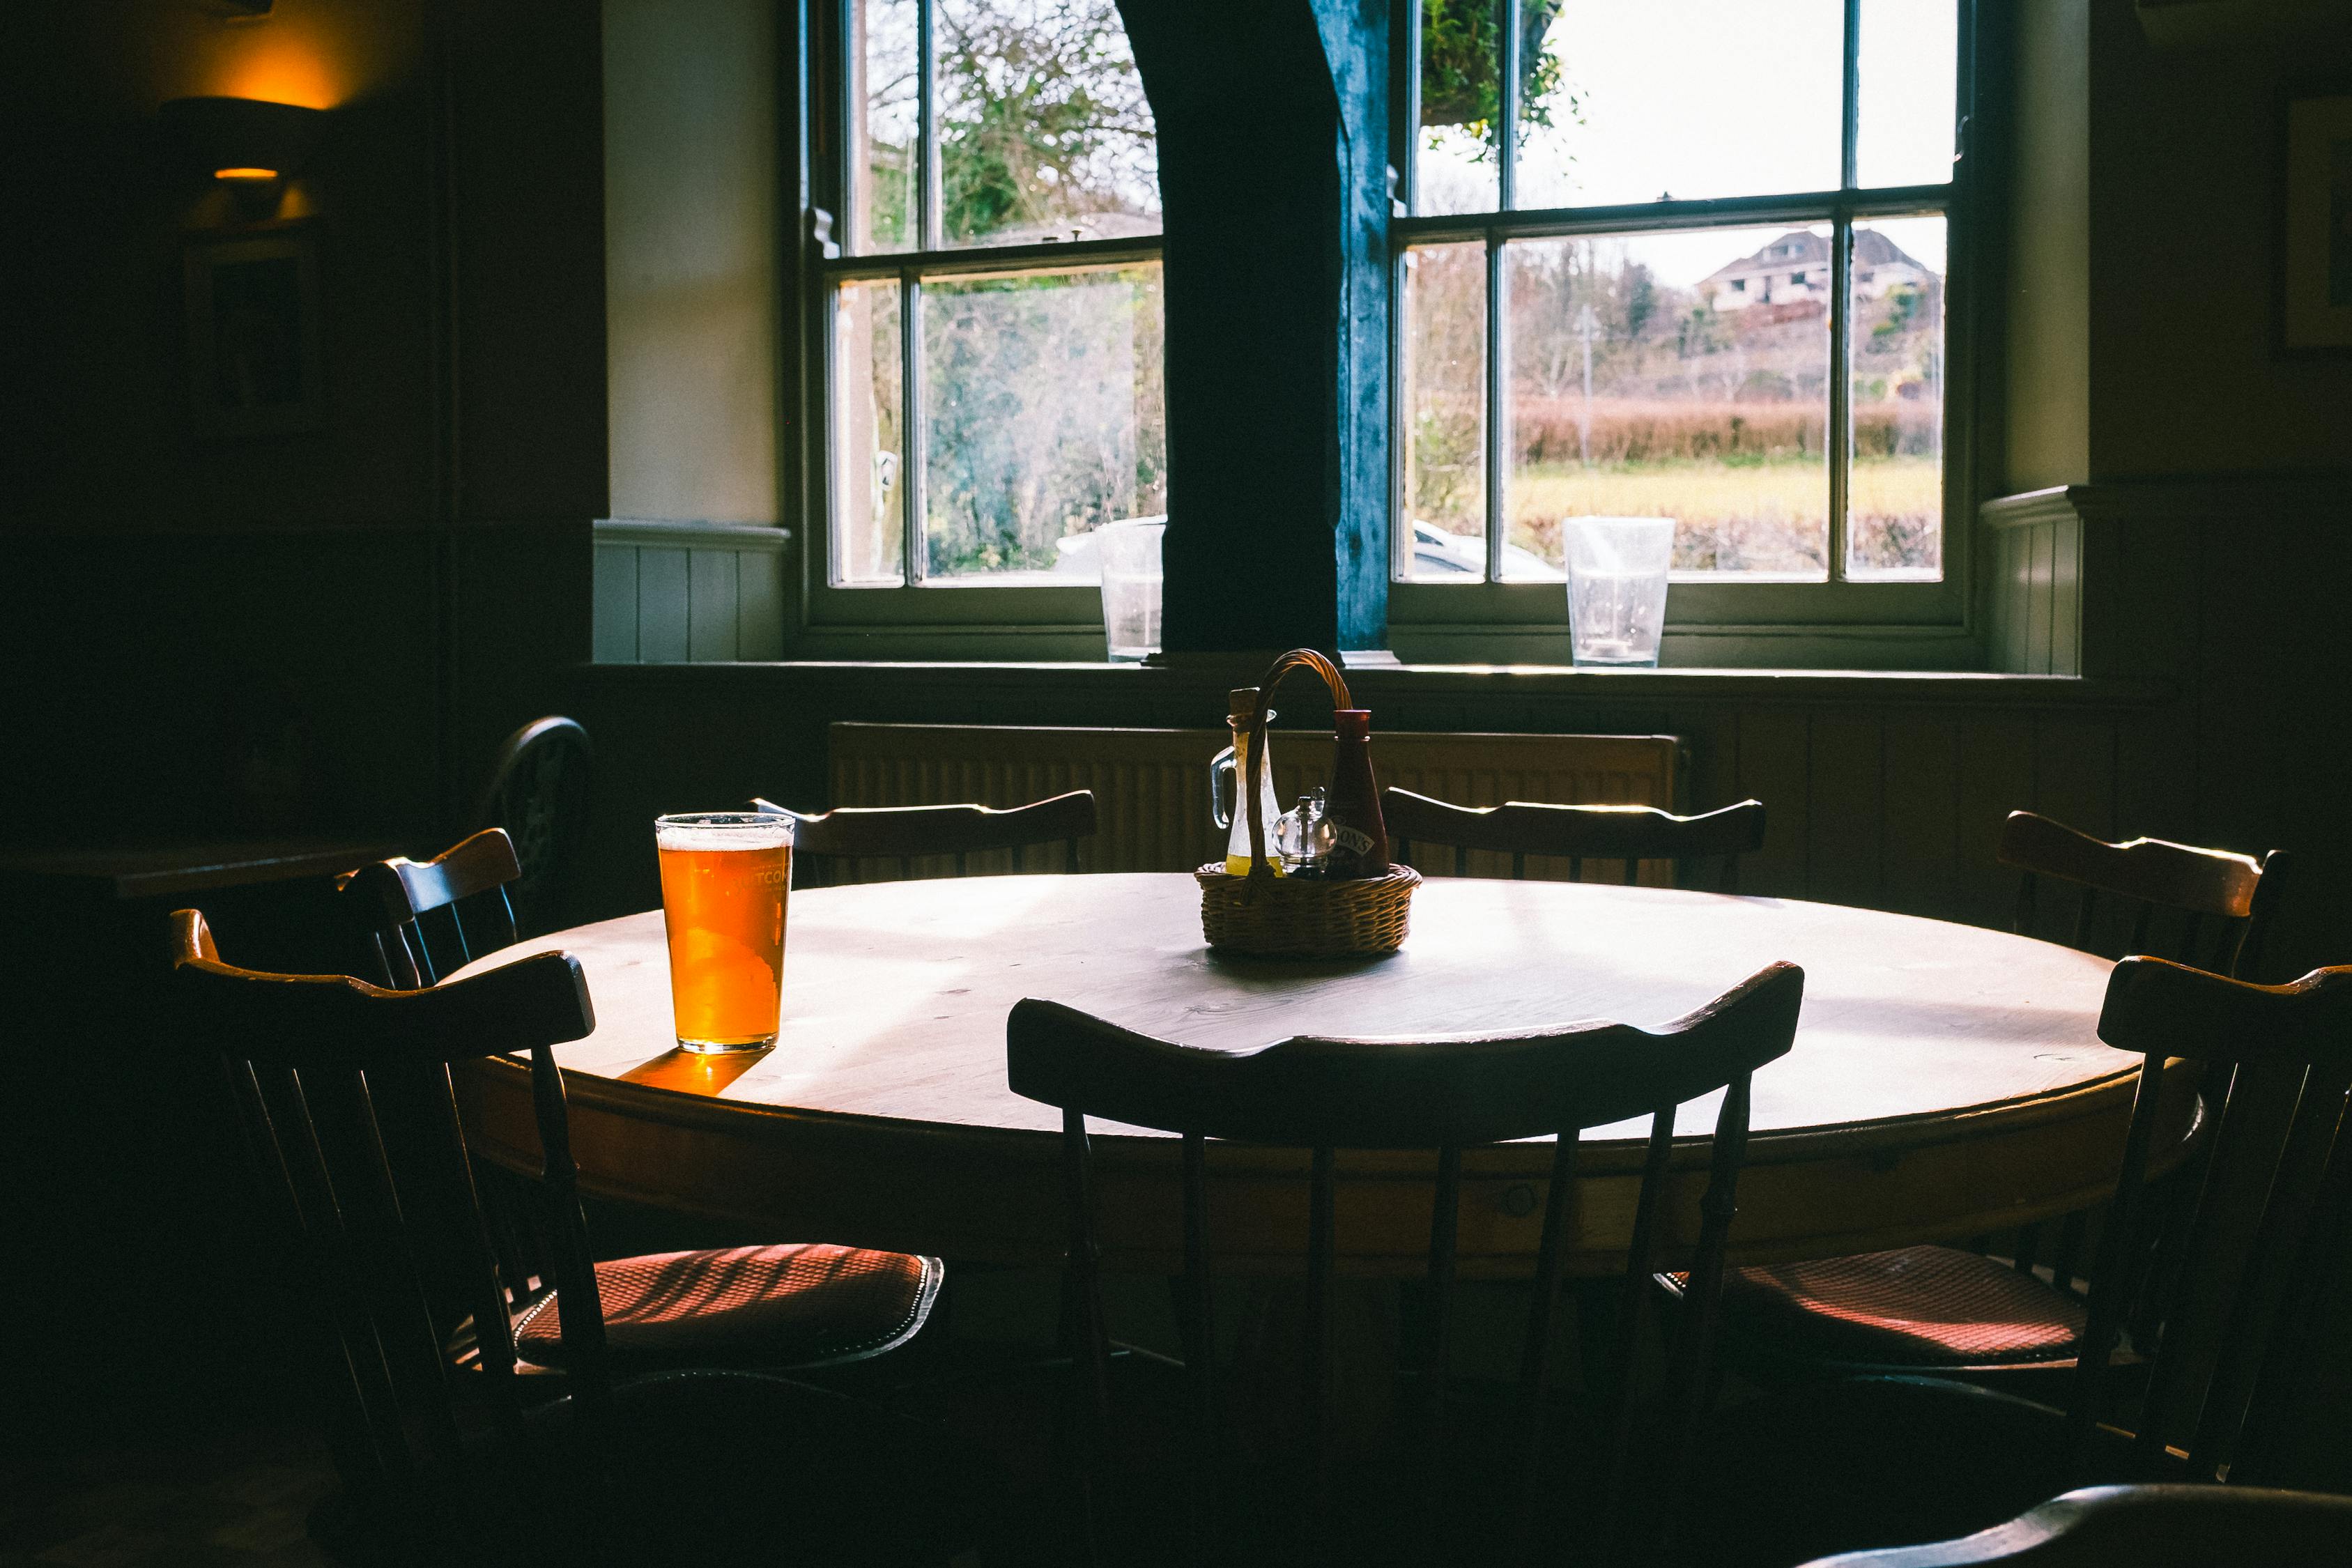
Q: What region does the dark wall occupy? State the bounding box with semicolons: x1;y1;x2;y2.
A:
1;0;608;1444
2086;1;2352;479
1;0;604;842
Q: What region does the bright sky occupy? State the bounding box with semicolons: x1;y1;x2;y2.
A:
1420;0;1956;284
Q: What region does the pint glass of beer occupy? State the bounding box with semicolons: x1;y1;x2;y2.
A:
654;812;794;1052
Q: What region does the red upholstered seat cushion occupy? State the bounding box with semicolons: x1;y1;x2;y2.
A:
514;1244;943;1370
1717;1245;2086;1367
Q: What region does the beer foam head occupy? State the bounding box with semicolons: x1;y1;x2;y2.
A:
655;811;796;852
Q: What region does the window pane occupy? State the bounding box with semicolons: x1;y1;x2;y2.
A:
1514;1;1842;211
1848;216;1945;581
833;281;905;584
937;0;1159;248
921;263;1165;580
1504;227;1831;581
1415;0;1502;215
850;0;920;254
1857;0;1958;189
1400;243;1489;579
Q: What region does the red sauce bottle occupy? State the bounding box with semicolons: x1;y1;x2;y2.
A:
1321;708;1390;879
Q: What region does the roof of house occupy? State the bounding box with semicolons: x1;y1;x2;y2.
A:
1702;227;1928;283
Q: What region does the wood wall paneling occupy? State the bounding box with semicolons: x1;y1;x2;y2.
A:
593;542;640;663
591;521;791;663
1732;709;1812;897
1880;713;1962;916
447;522;596;822
1954;713;2040;929
687;548;738;661
1805;714;1886;908
2049;509;2082;676
636;548;691;662
737;548;787;659
2033;716;2116;841
2026;521;2056;674
1981;489;2087;677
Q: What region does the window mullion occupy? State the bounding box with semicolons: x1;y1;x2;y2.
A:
1497;0;1520;211
905;0;935;587
918;0;939;252
1486;1;1519;583
1484;232;1507;585
902;272;924;585
1840;0;1861;190
1396;0;1421;213
1831;0;1861;583
1829;217;1852;584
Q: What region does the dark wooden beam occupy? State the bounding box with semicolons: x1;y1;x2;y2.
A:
1121;0;1391;654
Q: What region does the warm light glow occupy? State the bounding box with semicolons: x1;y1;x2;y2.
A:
215;49;341;112
214;167;280;182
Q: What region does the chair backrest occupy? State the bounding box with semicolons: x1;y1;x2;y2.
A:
339;828;523;987
471;716;593;937
1999;811;2284;978
1798;1484;2352;1567
1384;788;1767;891
751;789;1097;886
1971;815;2286;1302
1007;961;1806;1560
167;908;603;1545
2068;957;2352;1485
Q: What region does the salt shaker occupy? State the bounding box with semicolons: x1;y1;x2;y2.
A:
1273;790;1335;877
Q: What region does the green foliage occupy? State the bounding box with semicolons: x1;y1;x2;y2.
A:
935;0;1155;243
921;268;1165;576
1420;0;1575;162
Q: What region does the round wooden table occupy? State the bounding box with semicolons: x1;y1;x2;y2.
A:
454;873;2195;1277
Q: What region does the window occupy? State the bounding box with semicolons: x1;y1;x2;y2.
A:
1394;0;1969;633
823;0;1163;600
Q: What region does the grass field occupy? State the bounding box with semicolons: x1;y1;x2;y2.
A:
1506;455;1941;572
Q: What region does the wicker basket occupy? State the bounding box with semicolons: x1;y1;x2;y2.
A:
1196;860;1421;957
1197;648;1420;958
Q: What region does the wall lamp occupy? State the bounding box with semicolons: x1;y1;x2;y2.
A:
159;95;324;184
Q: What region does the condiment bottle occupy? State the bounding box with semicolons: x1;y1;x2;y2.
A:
1274;790;1333;877
1320;708;1390;879
1210;688;1285;877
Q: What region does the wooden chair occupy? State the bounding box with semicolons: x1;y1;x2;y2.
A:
471;716;593;937
169;909;957;1564
1794;1484;2352;1568
1698;813;2289;1388
1007;961;1806;1565
339;827;524;988
751;788;1097;886
1384;787;1767;890
1678;957;2352;1567
2002;810;2284;979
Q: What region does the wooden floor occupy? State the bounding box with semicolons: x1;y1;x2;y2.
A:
1;1424;335;1568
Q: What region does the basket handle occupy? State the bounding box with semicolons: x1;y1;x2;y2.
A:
1240;650;1355;886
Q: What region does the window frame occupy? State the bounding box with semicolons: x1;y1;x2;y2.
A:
799;0;1164;650
1385;0;1985;661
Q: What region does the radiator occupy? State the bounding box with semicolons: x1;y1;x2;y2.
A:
827;723;1682;883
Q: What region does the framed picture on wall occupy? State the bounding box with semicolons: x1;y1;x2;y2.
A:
184;224;326;437
2278;90;2352;356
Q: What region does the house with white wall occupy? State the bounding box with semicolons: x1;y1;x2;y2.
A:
1699;228;1930;311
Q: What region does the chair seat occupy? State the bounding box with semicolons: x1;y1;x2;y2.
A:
514;1244;944;1371
1715;1245;2086;1367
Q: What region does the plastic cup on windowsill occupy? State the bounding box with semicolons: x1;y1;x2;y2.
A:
1563;516;1675;668
1096;518;1165;662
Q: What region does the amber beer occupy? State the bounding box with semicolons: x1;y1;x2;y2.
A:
654;813;794;1052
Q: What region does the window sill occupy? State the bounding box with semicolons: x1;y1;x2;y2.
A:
579;657;2172;711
